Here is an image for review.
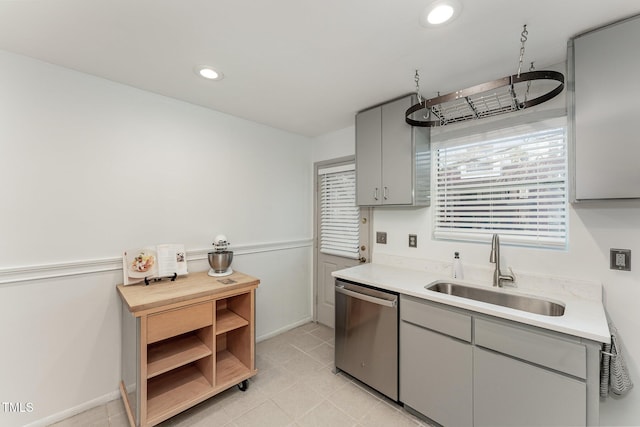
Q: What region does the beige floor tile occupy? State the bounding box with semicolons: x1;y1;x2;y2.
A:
219;383;269;420
255;352;277;372
259;342;307;365
257;333;285;350
107;411;132;427
291;322;321;334
250;364;298;397
271;382;324;420
359;401;420;427
281;350;324;377
328;381;380;422
302;365;351;397
350;378;390;402
309;325;334;342
233;400;292;427
306;342;334;366
49;405;109;427
296;400;356;427
106;398;125;418
288;333;324;352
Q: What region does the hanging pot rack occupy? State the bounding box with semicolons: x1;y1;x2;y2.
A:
405;25;565;127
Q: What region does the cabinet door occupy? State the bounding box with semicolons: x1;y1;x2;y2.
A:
474;347;586;427
573;16;640;199
400;321;472;427
356;106;382;205
381;96;414;205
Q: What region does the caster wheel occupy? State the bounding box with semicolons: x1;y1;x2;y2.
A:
238;379;249;392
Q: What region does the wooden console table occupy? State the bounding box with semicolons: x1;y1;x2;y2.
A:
117;270;259;427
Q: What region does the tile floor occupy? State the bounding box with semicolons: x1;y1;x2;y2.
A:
51;322;432;427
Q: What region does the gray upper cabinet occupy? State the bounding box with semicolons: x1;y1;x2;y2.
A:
569;14;640;200
355;95;430;206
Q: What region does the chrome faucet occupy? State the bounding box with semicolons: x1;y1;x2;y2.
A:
489;234;515;287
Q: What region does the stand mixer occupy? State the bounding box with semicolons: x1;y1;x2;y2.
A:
207;235;233;277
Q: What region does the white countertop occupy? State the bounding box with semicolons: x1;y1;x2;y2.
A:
332;263;610;344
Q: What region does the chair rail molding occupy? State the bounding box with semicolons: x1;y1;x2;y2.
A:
0;238;313;286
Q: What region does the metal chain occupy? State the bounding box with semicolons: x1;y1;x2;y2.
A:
517;25;528;78
414;70;431;119
524;61;535;101
414;70;423;104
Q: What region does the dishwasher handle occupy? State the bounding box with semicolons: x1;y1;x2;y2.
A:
335;285;397;308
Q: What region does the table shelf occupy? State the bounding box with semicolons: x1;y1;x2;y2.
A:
216;350;252;387
216;308;249;335
147;365;211;425
147;334;212;379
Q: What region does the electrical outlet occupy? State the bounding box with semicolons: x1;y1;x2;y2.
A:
610;249;631;271
376;231;387;244
409;234;417;248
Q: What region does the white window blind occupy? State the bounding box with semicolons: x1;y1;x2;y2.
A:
434;121;567;248
319;164;360;259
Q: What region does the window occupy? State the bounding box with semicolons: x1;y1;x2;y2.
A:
318;164;360;259
433;118;567;248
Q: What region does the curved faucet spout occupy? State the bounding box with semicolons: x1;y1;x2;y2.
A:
489;234;499;263
490;233;515;287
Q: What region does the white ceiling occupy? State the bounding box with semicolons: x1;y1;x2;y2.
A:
1;0;638;137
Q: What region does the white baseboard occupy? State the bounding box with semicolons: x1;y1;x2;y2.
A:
256;316;314;342
23;389;121;427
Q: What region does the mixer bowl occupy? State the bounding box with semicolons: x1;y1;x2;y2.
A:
208;251;233;273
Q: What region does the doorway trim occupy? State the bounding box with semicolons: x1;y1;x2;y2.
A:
313;156;371;324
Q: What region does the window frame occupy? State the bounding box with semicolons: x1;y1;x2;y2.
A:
431;116;569;249
318;162;360;259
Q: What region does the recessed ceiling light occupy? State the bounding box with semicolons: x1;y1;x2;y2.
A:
420;0;461;27
428;4;454;24
195;65;224;81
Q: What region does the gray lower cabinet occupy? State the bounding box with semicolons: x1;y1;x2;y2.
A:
474;347;586;427
400;295;473;427
399;295;600;426
401;322;473;427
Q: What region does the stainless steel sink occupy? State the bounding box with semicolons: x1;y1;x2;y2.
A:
425;281;565;316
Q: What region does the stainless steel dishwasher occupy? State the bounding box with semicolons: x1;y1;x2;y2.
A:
334;278;398;401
